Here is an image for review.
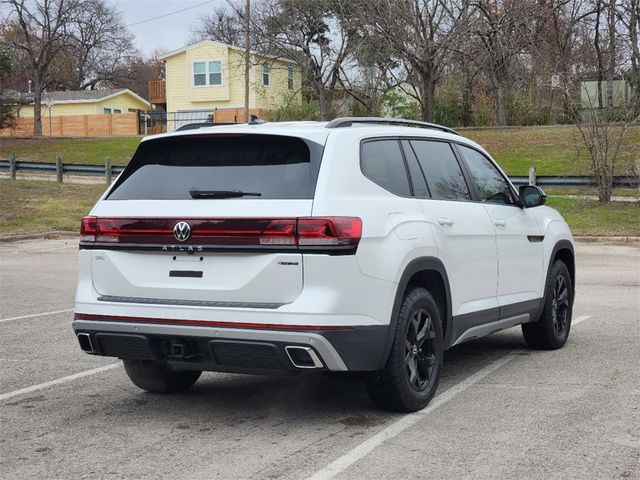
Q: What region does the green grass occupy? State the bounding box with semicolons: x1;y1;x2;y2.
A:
0;179;105;235
461;125;640;176
0;137;142;166
546;196;640;236
1;125;639;175
1;179;638;237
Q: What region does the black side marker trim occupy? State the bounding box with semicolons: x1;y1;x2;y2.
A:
527;235;545;243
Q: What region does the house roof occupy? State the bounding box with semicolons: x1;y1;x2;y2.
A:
41;88;150;107
159;40;297;65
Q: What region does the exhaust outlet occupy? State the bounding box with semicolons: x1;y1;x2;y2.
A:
77;332;95;353
285;346;323;369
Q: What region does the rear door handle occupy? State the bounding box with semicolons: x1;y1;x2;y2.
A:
437;217;454;226
493;219;506;227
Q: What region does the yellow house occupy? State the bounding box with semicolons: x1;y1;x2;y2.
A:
159;40;302;130
18;88;150;117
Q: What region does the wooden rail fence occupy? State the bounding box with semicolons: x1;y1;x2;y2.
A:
1;157;638;188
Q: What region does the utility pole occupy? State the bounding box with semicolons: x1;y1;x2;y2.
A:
244;0;250;123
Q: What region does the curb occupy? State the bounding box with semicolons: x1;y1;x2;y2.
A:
0;231;77;243
574;236;640;246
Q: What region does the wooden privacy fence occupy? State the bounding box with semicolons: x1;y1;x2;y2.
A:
213;108;271;124
1;113;140;137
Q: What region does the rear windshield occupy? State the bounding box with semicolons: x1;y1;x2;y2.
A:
107;134;323;200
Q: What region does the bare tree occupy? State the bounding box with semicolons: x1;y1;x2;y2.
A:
534;0;595;122
66;0;136;90
617;0;640;114
1;0;77;136
0;41;17;128
356;0;472;122
190;2;261;47
570;83;639;202
252;0;356;120
107;52;165;100
470;0;542;126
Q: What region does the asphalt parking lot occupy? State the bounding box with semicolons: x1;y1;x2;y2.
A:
1;238;639;479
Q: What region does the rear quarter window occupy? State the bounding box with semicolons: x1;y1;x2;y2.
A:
360;139;411;196
107;134;323;200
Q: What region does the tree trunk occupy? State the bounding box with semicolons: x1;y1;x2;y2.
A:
594;0;604;109
606;0;616;110
33;82;42;137
495;82;507;126
462;76;473;127
317;87;328;121
629;0;640;114
419;74;435;122
597;164;613;202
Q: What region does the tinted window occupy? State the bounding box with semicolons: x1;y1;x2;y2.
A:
410;140;470;201
458;145;515;205
107;134;321;200
400;140;430;198
361;140;411;196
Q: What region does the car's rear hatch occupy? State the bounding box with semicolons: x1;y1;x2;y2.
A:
83;131;327;307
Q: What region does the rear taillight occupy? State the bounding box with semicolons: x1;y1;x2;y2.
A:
297;217;362;249
80;216;98;242
80;216;362;254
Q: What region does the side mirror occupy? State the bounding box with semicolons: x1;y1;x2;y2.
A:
519;185;547;208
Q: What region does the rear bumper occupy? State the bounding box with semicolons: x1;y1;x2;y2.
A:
73;318;389;372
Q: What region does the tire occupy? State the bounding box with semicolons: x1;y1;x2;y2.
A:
365;287;444;412
522;259;573;350
123;359;201;393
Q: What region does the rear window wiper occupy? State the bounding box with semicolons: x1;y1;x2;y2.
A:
189;189;262;199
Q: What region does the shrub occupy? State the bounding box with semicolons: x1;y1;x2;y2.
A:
273;94;319;121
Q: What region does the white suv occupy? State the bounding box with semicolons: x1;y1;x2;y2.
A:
73;117;575;412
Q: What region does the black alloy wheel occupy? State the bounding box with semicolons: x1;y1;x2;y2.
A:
404;308;438;392
551;275;570;336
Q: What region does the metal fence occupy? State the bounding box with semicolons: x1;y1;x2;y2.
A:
0;157;638;188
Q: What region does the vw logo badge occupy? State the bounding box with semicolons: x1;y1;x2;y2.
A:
173;221;191;242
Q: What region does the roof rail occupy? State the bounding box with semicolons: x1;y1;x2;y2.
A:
325;117;459;136
175;122;233;131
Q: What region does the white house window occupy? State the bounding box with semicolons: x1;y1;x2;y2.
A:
113;109;121;114
287;66;294;90
103;108;111;114
194;62;206;86
209;61;222;85
193;61;222;86
262;63;270;86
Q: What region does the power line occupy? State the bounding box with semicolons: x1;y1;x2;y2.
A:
127;0;215;27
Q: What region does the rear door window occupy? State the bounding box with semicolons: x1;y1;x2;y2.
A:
360;139;411;196
107;134;323;200
409;140;470;201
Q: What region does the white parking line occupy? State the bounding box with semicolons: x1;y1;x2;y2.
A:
306;354;516;480
573;315;591;325
0;308;73;324
0;363;121;402
307;314;593;480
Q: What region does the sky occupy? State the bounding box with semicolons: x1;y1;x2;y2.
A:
113;0;227;56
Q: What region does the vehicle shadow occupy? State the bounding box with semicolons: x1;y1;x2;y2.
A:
105;329;528;422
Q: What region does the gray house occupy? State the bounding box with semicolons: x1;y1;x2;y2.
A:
580;76;635;110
